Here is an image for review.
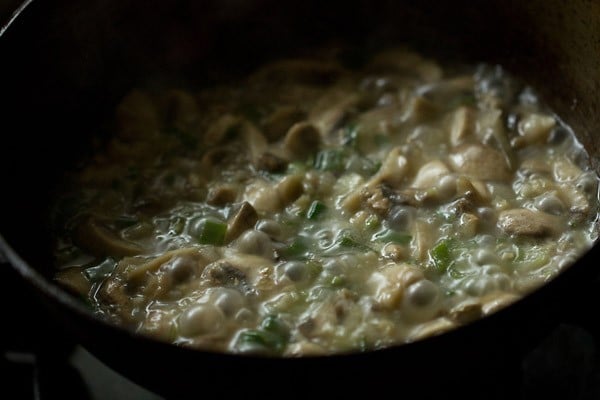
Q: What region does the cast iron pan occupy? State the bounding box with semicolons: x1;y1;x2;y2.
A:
1;0;600;398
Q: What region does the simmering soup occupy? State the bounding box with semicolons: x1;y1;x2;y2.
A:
51;47;600;356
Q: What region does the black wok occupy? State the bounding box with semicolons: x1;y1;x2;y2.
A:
1;0;600;398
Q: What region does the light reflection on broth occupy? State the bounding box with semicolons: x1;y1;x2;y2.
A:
51;47;599;356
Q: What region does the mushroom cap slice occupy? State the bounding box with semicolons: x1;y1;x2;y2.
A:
448;143;511;182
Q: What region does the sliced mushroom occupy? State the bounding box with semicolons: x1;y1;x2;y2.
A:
276;174;304;205
481;292;519;315
262;106;306;141
401;95;439;123
74;216;144;258
203;114;242;145
206;183;238;206
55;267;92;297
455;176;491;204
407;317;456;342
368;262;424;310
448;298;483;324
255;152;288;173
202;260;251;293
241;122;269;165
283;122;321;160
412;219;435;261
418;75;475;105
448;143;512;181
553;158;583;182
557;185;590;214
457;212;479;237
205;251;276;294
243;180;282;213
361;185;392;216
449;106;476;146
512;113;556;148
497;208;562;237
411;160;450;190
366;146;409;188
123;246;221;283
476;108;515;169
310;90;361;135
225;202;258;243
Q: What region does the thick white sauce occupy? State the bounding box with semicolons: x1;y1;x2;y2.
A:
52;47;599;356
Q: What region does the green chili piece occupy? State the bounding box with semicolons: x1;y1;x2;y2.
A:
430;239;453;273
196;218;227;246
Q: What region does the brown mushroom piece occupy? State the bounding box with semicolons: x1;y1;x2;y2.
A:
367;263;424;311
123;247;221;284
276;174;304;205
202;252;275;295
448;143;512;182
74;216;144;258
225;201;259;243
497;208;562;237
411;160;451;190
449;106;476;146
366;146;409;188
55;267;92;298
262;106;306;141
255;152;288;173
206;184;238;206
448;298;483;324
203;114;242;145
310;92;361;136
512;113;556;148
401;95;439;123
283;122;321;160
418;75;475;105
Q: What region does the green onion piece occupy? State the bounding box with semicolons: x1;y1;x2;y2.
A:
337;234;373;252
261;315;290;338
280;236;311;259
372;229;412;245
306;200;327;220
84;258;117;282
430;239;453;273
330;275;346;287
365;214;381;230
196;218;227;246
235;317;289;354
342;124;359;148
314;149;348;173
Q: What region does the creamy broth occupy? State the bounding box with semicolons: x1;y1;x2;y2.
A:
52;47;600;356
